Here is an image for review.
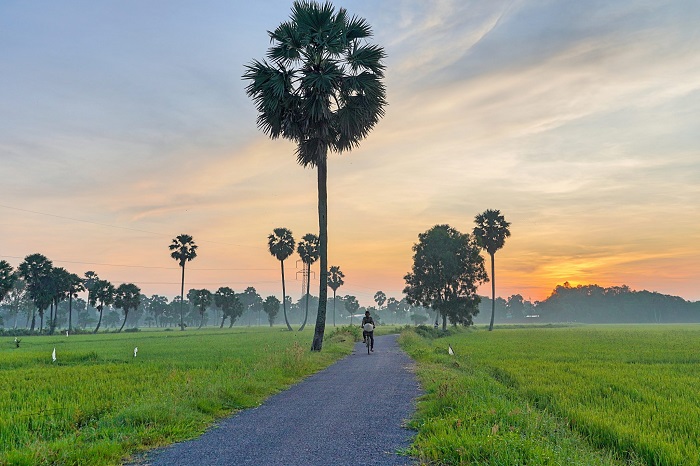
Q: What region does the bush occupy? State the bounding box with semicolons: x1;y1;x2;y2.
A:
325;325;362;342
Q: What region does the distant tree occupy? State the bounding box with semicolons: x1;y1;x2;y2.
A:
65;272;84;333
46;267;72;333
410;313;429;325
473;209;511;331
169;234;198;331
373;291;386;310
0;260;17;303
90;279;115;333
114;283;141;332
327;265;345;327
191;288;213;329
344;295;360;325
18;253;53;331
83;271;99;323
215;287;244;328
145;294;169;327
263;295;281;327
404;225;488;330
104;310;120;328
268;228;295;331
5;278;29;329
296;233;319;331
244;1;387;351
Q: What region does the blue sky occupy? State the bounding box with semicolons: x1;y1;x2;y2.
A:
2;0;699;305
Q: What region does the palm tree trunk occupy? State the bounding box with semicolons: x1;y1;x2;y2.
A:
68;294;73;332
312;152;328;351
118;310;128;332
198;309;204;329
299;266;311;331
179;263;186;331
489;252;496;331
333;290;336;327
94;307;103;333
280;260;292;331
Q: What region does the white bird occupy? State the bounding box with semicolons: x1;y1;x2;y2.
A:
134;347;138;358
14;337;18;343
66;331;69;336
448;344;455;356
52;347;56;362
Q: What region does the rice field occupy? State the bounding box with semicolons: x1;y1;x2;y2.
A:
0;327;355;466
399;324;700;466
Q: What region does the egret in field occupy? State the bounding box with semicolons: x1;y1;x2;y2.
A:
134;347;138;358
448;344;455;356
52;347;56;362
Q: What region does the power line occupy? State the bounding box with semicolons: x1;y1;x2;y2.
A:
0;255;276;272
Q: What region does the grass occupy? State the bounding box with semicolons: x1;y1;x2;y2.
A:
1;327;355;466
399;324;700;465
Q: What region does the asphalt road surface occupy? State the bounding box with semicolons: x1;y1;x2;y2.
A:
129;334;421;466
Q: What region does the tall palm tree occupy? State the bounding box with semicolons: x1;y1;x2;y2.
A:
473;209;511;331
244;1;386;351
297;233;319;331
327;265;344;327
83;271;99;319
0;260;16;304
374;290;386;310
90;279;115;333
114;283;141;332
169;234;198;331
18;253;53;332
268;228;295;331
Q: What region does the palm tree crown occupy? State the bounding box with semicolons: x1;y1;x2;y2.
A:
473;209;511;256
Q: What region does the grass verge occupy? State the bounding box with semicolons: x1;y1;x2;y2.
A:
1;327;355;465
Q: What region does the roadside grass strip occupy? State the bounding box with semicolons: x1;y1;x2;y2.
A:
1;327;355;466
398;326;669;465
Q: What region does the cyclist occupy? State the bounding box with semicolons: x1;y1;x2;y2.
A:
361;310;375;352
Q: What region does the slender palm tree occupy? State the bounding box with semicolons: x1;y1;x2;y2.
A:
90;279;115;333
268;228;295;331
169;234;198;330
473;209;511;331
114;283;141;332
244;1;386;351
327;265;344;327
374;290;386;310
18;253;53;332
297;233;319;331
0;260;16;303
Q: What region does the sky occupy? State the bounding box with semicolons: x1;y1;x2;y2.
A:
1;0;699;306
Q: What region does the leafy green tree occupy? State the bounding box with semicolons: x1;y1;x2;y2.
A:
5;278;29;329
169;234;198;331
263;295;281;327
18;253;53;331
296;233;319;331
214;287;244;328
191;288;213;329
404;225;488;330
473;209;511;331
344;295;359;325
0;260;17;303
114;283;141;332
268;228;295;331
244;1;387;351
83;271;99;322
327;265;344;327
90;279;115;333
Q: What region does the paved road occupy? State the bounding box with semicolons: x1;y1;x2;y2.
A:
129;334;421;466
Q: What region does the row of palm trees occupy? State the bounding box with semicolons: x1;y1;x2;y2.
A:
0;254;142;334
266;228;345;332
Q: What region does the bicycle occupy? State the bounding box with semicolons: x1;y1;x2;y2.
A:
363;323;374;354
